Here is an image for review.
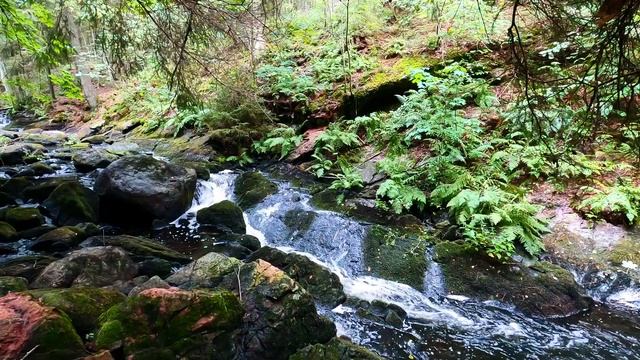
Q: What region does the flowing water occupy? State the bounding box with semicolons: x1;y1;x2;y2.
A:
170;172;640;359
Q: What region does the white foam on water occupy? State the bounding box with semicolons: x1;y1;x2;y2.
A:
172;174;237;228
607;288;640;309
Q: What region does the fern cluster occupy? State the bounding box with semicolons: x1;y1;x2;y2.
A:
579;182;640;225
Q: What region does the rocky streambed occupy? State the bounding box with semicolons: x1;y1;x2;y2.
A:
0;116;639;359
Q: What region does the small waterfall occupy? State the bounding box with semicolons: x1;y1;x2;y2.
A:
170;172;640;359
0;108;10;128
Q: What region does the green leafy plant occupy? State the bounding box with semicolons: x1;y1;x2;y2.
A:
578;183;640;224
253;127;303;159
49;69;83;100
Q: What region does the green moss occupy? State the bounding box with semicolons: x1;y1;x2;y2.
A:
234;171;278;209
96;289;243;356
363;225;428;289
196;200;246;233
607;238;640;266
0;221;17;242
5;207;44;230
42;182;99;225
290;338;383;360
433;241;592;317
0;276;27;295
26;288;126;336
26;309;86;360
361;56;435;92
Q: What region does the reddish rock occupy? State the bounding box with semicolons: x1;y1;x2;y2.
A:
286;127;325;163
0;293;85;360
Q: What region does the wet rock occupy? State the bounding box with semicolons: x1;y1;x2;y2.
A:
217;233;261;251
128;275;171;296
0;221;17;242
166;252;242;288
31;246;138;289
137;258;174;278
196;200;246;234
0;293;86;360
0;142;44;165
95;288;243;358
290;337;383;360
105;141;140;156
363;225;428;290
220;259;336;359
23;177;76;202
23;130;68;145
29;161;55;176
43;181;99;225
95;155;197;225
72;148;119;172
81;134;107;145
30;226;86;252
283;209;317;234
350;299;407;328
18;224;57;239
0;255;56;281
247;246;345;307
0;276;28;296
81;234;191;263
234;171;277;209
0;244;15;255
0;176;33;199
26;287;126;336
0;192;15;207
433;241;593;317
4;207;45;230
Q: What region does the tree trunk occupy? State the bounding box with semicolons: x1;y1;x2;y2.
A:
65;10;97;108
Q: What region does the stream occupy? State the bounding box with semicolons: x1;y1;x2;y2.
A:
158;172;640;359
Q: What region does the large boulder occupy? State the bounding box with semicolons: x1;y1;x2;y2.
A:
433;241;593;317
95;288;243;359
81;235;191;264
247;246;345;307
42;181;99;226
220;259;336;359
94;155;197;225
0;293;86;360
290;338;383;360
196;200;246;233
234;171;277;209
31;246;138;289
72;148;118;172
26;288;126;336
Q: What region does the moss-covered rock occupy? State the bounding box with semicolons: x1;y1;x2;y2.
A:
166;252;242;288
0;143;45;165
196;200;246;233
25;287;126;336
42;181;99;226
0;255;56;281
0;176;34;199
0;221;17;242
95;288;243;359
30;226;85;252
433;241;593;317
363;225;428;290
289;338;383;360
29;161;55;176
234;172;277;209
5;207;45;230
207;128;253;156
72;148;119;172
81;235;191;264
247;246;345;307
95;155;197;225
0;293;86;360
22;177;76;202
220;259;336;359
607;238;640;266
283;209;317;234
0;276;28;296
31;246;138;289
